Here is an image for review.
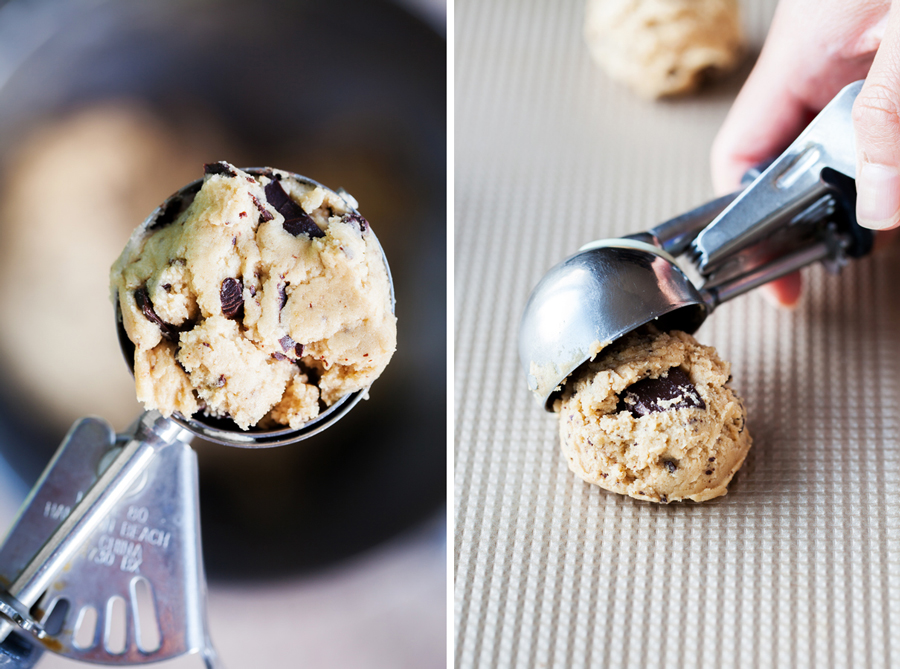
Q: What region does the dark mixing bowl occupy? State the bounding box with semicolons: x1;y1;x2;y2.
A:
0;0;445;578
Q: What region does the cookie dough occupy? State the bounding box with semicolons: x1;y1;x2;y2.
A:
584;0;744;98
111;162;396;430
556;330;750;502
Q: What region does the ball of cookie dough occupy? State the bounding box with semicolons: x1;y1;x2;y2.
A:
584;0;744;98
556;330;750;502
111;162;396;430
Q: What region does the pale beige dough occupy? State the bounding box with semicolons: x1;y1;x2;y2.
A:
111;162;396;430
584;0;744;98
556;330;751;502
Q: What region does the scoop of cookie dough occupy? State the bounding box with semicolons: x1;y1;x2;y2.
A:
584;0;744;98
111;162;396;430
556;330;750;502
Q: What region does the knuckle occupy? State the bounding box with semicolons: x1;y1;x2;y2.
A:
852;82;900;139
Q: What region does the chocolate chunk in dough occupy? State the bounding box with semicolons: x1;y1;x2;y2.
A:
618;366;705;417
134;286;184;341
220;278;244;320
204;161;237;177
265;180;324;238
343;212;369;232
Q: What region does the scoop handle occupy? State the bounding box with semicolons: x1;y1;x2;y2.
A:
637;164;768;256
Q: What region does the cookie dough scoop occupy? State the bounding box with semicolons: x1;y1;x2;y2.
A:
520;80;872;409
112;164;396;447
0;166;395;667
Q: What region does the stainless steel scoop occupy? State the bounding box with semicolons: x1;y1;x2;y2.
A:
520;80;873;409
0;171;395;667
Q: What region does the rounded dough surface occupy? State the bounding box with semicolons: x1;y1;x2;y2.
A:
584;0;744;98
556;330;750;502
111;162;396;430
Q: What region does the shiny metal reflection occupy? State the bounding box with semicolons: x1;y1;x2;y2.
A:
519;240;707;409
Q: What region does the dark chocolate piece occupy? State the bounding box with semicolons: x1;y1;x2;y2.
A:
279;335;296;353
343;212;369;232
264;180;324;238
663;460;678;474
220;278;244;320
252;194;274;222
204;162;237;177
617;367;705;418
278;283;288;310
134;286;183;341
278;335;304;358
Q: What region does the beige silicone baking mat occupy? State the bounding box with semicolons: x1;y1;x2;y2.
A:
454;0;900;667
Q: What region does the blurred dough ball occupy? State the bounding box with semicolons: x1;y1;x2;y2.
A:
584;0;744;98
0;103;228;432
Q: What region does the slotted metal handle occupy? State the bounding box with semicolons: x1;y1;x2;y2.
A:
0;413;218;667
692;80;863;274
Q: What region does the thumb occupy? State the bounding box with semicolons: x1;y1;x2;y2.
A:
854;8;900;231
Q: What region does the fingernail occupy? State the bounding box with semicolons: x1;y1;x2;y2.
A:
857;162;900;229
760;282;800;311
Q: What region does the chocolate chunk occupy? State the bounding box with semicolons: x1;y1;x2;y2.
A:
278;335;304;358
343;212;369;232
660;494;668;504
705;470;713;476
251;194;274;222
708;457;716;462
216;375;226;388
663;460;678;474
278;283;288;310
220;278;244;319
134;286;183;341
617;367;705;418
149;196;185;230
264;180;324;238
204;162;237;177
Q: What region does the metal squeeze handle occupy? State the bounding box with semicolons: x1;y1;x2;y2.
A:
0;418;168;642
692;81;871;277
634;81;873;311
0;413;217;667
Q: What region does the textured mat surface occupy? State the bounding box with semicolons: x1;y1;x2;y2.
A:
454;1;900;667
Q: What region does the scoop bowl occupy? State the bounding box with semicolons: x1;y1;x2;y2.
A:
518;239;708;410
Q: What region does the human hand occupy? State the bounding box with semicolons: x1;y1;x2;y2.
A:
710;0;896;306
